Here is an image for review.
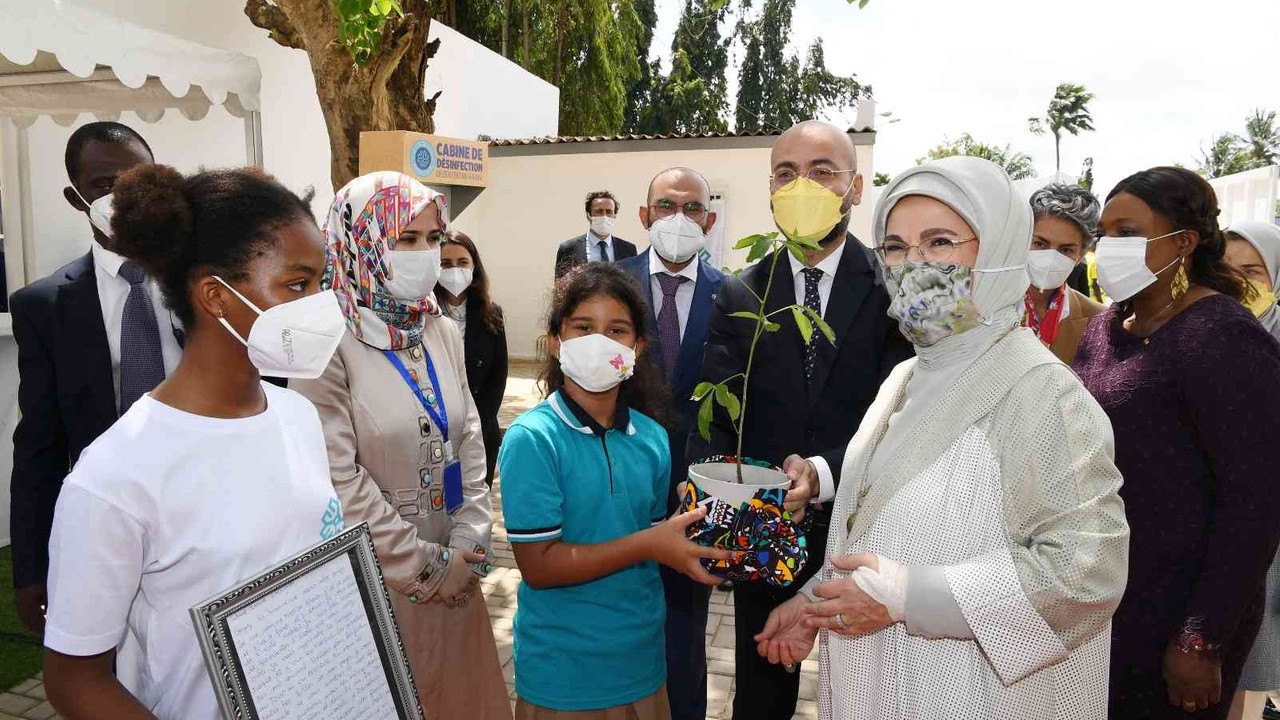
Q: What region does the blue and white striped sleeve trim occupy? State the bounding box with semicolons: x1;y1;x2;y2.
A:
650;515;667;527
507;525;563;543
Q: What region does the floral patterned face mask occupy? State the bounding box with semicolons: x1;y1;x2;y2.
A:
884;262;983;347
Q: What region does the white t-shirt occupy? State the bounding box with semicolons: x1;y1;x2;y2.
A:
44;382;344;720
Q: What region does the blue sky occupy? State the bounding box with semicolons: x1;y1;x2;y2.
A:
651;0;1280;198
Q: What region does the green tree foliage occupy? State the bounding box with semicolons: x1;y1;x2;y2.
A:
451;1;646;136
735;0;866;132
622;0;659;132
333;0;404;65
919;133;1037;180
873;172;891;187
454;0;869;137
1198;133;1257;178
628;0;732;133
1028;83;1095;173
1197;109;1280;178
1242;109;1280;167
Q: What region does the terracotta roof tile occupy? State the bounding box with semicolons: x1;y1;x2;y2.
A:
489;127;870;146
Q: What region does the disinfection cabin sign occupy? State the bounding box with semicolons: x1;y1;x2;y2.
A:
359;131;489;188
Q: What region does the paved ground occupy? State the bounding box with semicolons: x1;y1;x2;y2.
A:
0;361;821;720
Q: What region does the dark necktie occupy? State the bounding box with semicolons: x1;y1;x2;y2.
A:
802;267;824;384
656;273;688;383
118;261;166;413
597;239;609;262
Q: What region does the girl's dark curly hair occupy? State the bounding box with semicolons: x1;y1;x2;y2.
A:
110;163;316;326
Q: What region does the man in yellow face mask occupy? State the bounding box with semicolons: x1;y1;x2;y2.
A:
686;120;913;720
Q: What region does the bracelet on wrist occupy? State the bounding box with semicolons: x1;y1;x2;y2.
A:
1174;616;1219;655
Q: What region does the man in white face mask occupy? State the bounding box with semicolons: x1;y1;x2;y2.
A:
1022;184;1107;364
554;190;638;279
617;167;726;720
8;121;183;639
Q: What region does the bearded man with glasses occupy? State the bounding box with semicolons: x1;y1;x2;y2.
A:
686;121;913;720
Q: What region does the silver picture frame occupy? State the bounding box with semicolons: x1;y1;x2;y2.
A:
189;523;424;720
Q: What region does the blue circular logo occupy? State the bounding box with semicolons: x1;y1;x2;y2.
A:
409;140;436;178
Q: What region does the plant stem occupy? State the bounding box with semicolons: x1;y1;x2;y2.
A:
735;243;787;483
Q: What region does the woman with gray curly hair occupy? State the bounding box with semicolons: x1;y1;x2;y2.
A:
1022;183;1107;364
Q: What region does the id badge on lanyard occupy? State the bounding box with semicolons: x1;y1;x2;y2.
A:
385;349;464;514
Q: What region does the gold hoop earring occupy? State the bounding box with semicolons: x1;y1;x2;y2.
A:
1171;257;1190;301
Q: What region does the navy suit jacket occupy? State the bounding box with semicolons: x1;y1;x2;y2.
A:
554;233;638;279
618;249;725;510
686;236;914;497
9;253;119;589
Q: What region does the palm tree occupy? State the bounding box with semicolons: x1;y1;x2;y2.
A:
1242;109;1280;167
1029;83;1096;174
1197;133;1253;179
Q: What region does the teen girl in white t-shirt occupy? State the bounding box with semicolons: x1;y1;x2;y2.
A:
42;164;347;720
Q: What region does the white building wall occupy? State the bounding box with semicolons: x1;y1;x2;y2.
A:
426;23;559;141
454;139;875;360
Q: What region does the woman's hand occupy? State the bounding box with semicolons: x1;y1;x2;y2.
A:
1163;643;1222;713
433;549;485;607
755;595;818;667
802;553;894;636
644;507;735;586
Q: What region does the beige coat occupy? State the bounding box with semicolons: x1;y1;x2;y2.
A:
293;315;511;720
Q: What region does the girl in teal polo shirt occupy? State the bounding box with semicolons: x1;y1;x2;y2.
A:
499;264;730;719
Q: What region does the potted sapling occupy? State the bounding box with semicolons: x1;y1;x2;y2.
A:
683;230;835;586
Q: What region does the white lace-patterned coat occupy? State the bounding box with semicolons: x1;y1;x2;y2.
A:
819;329;1130;720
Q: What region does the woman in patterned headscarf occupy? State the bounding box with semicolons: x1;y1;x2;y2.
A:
293;171;511;720
755;157;1130;719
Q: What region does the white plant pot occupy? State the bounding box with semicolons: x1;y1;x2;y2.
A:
688;461;790;507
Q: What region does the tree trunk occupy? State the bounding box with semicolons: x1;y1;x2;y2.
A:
1054;130;1061;174
552;3;568;87
501;0;511;57
522;0;531;68
245;0;439;189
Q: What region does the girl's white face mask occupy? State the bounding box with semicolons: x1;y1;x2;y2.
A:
557;333;636;392
213;276;346;379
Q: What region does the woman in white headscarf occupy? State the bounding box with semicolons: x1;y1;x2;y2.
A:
1226;222;1280;341
754;157;1130;719
1224;222;1280;720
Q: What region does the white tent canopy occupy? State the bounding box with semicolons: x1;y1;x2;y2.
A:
0;0;261;127
0;0;265;298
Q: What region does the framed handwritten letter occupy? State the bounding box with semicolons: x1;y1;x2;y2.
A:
190;523;424;720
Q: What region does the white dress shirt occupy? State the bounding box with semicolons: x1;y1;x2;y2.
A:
586;232;616;262
648;249;699;340
91;241;183;412
786;236;846;316
444;300;468;338
784;239;849;505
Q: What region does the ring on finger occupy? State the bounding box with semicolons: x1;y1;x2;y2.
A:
1181;701;1197;711
835;613;848;630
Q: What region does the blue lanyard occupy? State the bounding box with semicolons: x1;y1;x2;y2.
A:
384;348;449;445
